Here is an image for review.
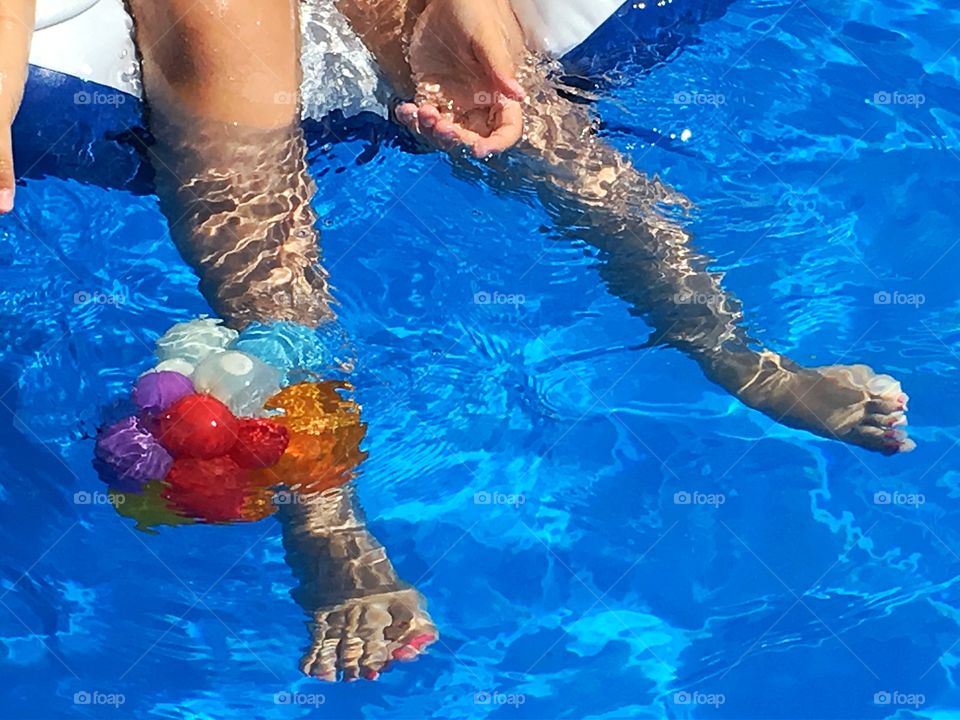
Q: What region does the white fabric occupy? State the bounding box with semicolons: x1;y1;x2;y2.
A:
509;0;624;57
34;0;100;30
28;0;621;118
30;0;140;96
29;0;388;119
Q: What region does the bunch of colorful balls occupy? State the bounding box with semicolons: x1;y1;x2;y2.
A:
95;318;367;528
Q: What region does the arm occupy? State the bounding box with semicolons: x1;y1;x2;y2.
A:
0;0;35;213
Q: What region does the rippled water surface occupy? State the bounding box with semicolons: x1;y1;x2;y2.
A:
2;0;960;717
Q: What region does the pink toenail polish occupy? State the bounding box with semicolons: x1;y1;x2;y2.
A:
392;646;418;660
408;633;435;650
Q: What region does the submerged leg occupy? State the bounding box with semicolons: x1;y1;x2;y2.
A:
335;0;913;453
127;0;436;681
279;486;438;681
480;67;915;454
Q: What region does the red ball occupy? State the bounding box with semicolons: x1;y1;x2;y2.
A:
156;394;239;459
229;418;290;469
163;457;248;523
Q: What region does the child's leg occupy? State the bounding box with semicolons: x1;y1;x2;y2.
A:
128;0;332;329
335;1;912;453
510;73;911;453
279;486;437;681
128;0;437;680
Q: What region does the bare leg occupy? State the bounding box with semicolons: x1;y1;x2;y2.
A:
279;486;438;681
511;71;913;454
332;0;913;454
127;0;436;680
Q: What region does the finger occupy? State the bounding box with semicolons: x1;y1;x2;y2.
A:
472;30;525;101
0;125;13;213
472;100;523;158
434;118;484;150
417;104;441;130
394;102;422;136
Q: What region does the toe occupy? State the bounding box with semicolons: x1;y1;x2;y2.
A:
337;604;364;681
300;610;343;681
391;631;438;661
866;393;908;415
866;373;902;396
864;411;908;428
848;425;896;453
358;602;392;679
850;425;914;455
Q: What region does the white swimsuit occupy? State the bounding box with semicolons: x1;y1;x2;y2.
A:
28;0;622;119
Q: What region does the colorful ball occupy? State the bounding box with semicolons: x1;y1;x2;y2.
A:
162;456;249;523
192;350;281;417
94;416;173;490
155;317;238;366
156;394;239;459
265;381;361;435
132;371;195;415
229;418;290;469
230;321;335;377
146;358;196;378
112;480;196;532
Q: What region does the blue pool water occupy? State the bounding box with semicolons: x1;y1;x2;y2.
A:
2;0;960;717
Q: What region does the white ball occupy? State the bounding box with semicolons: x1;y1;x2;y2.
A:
192;350;281;416
155;318;239;366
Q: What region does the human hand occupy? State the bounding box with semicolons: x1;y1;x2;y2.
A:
0;0;35;213
395;0;527;158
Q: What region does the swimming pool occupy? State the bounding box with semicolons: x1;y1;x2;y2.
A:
1;0;958;717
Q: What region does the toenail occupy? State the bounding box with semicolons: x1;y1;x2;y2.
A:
408;633;435;650
364;670;380;680
392;646;418;660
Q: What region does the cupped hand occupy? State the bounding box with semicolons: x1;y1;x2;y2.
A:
396;0;527;158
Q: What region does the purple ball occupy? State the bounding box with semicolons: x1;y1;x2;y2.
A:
132;371;194;415
94;416;173;490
